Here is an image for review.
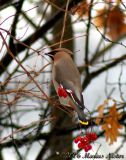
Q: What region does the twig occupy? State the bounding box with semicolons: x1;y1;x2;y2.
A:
83;54;126;89
59;0;70;47
0;117;54;144
85;0;94;75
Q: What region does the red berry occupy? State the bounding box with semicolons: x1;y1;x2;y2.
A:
91;133;97;141
78;142;86;149
84;144;92;152
86;132;97;142
74;138;78;144
74;134;95;152
81;136;89;144
78;142;83;148
74;136;82;143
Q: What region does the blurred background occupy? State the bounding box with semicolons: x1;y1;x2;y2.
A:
0;0;126;159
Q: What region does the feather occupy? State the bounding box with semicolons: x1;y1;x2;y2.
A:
50;48;88;124
53;59;84;109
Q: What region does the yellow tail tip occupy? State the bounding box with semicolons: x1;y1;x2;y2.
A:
79;120;89;125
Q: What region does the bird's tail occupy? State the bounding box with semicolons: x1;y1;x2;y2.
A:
68;91;89;125
75;105;89;125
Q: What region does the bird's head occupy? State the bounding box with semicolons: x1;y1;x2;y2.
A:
45;48;73;60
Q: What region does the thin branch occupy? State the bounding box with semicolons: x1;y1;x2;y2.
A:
0;0;82;75
59;0;70;47
0;112;125;149
85;0;94;75
83;54;126;89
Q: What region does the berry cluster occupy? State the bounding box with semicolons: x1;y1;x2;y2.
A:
57;85;67;98
74;132;97;152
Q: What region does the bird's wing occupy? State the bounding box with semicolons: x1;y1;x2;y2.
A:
53;65;84;109
61;81;84;109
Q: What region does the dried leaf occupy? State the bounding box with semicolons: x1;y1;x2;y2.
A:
94;6;126;40
95;104;105;125
102;104;123;144
95;99;108;124
71;0;88;17
107;7;126;40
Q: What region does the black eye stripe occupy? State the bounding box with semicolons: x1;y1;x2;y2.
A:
45;52;56;60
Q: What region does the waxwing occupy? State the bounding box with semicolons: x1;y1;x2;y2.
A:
45;48;88;125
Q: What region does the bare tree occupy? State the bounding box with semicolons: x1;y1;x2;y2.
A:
0;0;126;160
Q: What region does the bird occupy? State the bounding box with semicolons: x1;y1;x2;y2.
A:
45;48;88;125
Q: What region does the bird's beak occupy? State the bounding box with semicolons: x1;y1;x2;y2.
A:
45;51;55;60
44;52;50;56
45;52;52;57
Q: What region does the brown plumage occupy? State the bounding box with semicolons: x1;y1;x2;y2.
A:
45;48;88;124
